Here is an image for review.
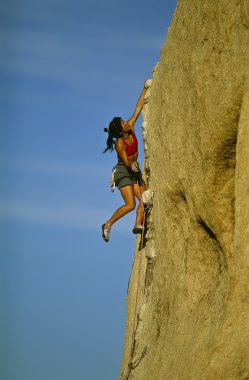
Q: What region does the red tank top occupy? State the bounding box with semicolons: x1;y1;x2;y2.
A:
122;132;138;156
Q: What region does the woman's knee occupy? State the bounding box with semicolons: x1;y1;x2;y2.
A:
125;202;136;212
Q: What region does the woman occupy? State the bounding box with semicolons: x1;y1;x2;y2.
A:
102;83;147;242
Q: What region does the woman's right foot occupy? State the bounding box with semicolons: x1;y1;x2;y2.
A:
132;224;143;234
102;223;111;242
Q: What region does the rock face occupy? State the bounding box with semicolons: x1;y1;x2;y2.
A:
119;1;249;379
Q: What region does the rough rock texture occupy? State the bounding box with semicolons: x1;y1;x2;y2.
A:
119;1;249;379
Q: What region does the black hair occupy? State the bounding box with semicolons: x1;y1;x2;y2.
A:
103;117;123;153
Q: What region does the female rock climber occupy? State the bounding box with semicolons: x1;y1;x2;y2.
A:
102;82;147;242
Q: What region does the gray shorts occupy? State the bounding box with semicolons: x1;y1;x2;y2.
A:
114;161;137;189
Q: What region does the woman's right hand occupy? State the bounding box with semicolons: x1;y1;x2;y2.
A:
131;161;139;172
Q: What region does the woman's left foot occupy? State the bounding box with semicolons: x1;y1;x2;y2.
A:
132;224;143;234
102;223;111;242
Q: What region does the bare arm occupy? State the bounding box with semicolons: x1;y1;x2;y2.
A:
127;84;147;127
116;139;131;167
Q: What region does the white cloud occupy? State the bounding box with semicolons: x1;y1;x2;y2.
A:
0;199;99;230
0;155;108;178
0;5;163;109
0;29;84;90
0;17;163;83
0;198;132;232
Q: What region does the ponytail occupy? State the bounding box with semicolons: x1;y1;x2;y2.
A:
103;117;122;153
103;130;115;153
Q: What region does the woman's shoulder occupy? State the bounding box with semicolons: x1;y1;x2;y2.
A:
115;138;125;149
116;137;124;144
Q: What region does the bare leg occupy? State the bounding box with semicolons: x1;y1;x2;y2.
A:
134;182;146;226
106;185;136;229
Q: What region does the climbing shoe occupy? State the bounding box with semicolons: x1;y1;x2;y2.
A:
102;223;111;242
132;224;143;234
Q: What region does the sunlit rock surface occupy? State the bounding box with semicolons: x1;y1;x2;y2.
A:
119;1;249;379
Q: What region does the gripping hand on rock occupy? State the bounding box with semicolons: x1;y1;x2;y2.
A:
131;161;139;173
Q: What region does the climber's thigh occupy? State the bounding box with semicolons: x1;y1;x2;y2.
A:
134;182;146;202
119;185;136;207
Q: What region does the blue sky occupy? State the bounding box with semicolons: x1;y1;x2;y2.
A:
0;1;177;379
